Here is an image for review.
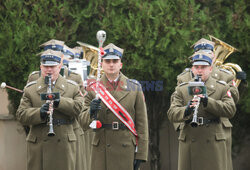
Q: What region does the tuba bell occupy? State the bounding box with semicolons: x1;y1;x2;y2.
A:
77;41;103;78
209;35;243;87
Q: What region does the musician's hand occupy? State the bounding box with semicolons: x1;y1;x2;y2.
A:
90;98;101;118
134;159;144;170
184;101;195;117
198;94;208;107
54;99;60;108
40;103;50;120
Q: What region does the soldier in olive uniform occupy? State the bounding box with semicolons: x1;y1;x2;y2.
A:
16;50;84;170
168;52;236;170
35;39;85;92
177;38;239;103
173;39;238;131
76;42;100;170
174;38;242;170
26;39;87;170
79;43;149;170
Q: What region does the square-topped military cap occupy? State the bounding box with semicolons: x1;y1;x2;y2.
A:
192;38;215;52
73;46;83;58
40;39;65;52
40;49;63;66
63;45;75;59
63;58;69;67
103;43;124;59
192;51;213;66
188;48;214;60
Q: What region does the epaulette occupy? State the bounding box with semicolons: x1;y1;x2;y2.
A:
219;68;233;75
178;68;191;76
217;80;227;85
128;79;141;86
30;71;39;75
179;82;188;87
25;81;37;88
70;71;78;75
183;68;191;73
67;79;78;86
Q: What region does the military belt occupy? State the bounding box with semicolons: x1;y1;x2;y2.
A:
102;122;127;130
51;118;74;125
185;117;220;125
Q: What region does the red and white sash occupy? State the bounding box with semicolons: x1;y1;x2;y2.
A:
90;82;138;136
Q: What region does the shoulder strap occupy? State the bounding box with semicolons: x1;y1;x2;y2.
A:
25;80;37;88
67;79;78;86
179;68;191;76
219;68;233;75
217;80;227;85
128;79;141;86
179;82;188;86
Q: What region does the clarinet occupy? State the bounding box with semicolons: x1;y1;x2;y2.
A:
46;74;55;136
190;95;201;127
189;75;203;127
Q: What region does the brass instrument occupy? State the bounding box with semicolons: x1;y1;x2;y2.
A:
209;35;242;87
77;41;103;78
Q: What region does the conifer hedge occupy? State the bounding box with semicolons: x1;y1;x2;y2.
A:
0;0;249;169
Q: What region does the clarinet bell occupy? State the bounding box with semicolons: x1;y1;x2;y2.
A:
48;121;55;136
190;121;198;128
190;116;198;128
48;129;55;136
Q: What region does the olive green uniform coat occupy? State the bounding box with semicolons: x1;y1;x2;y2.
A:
168;76;236;170
175;66;239;170
16;75;84;170
27;69;87;170
79;73;149;170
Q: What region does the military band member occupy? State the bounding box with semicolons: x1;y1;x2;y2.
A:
27;39;87;170
174;38;241;170
16;50;84;170
71;46;93;170
73;46;84;59
167;52;236;170
28;39;85;93
174;39;239;131
79;43;149;170
177;38;239;103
